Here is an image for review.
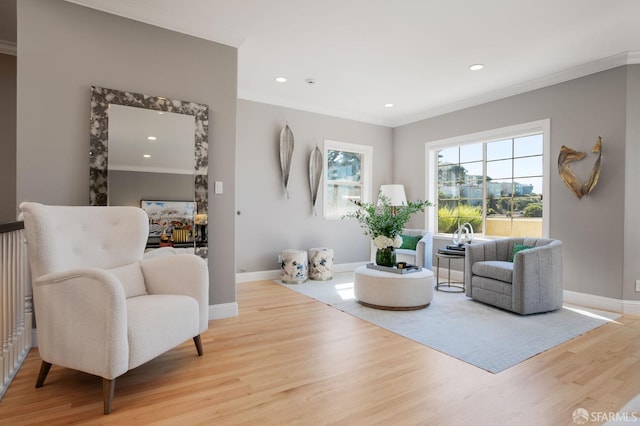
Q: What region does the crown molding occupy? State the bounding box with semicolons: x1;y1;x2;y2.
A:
237;89;393;127
243;51;640;128
0;40;16;56
626;50;640;64
391;51;640;127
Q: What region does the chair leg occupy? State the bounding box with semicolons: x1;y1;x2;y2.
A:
35;361;52;388
193;335;203;356
103;378;116;415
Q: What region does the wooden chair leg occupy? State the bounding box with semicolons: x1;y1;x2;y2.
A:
103;378;116;415
35;361;52;388
193;335;203;356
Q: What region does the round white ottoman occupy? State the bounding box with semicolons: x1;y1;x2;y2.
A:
353;265;434;310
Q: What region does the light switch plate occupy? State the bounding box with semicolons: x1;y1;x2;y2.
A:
214;181;223;194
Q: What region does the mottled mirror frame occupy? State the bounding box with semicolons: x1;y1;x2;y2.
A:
89;86;209;257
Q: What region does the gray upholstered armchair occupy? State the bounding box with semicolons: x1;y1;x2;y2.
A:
465;237;563;315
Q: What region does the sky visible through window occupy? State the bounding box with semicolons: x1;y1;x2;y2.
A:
438;134;543;193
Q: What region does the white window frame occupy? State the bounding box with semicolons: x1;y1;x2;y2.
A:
425;119;551;238
323;139;373;220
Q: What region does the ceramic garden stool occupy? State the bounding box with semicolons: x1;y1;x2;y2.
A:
353;265;434;310
308;247;334;281
280;249;308;284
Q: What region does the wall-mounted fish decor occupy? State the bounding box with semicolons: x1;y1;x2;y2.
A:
558;136;602;199
280;124;294;199
309;146;323;216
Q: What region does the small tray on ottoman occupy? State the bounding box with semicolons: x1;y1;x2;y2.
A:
366;263;421;274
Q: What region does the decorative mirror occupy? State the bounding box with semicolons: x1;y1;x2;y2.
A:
89;86;209;257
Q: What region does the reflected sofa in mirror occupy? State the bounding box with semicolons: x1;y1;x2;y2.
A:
89;86;209;258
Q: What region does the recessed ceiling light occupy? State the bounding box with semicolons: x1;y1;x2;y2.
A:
469;64;484;71
384;103;394;108
147;136;157;141
275;77;287;83
143;154;151;158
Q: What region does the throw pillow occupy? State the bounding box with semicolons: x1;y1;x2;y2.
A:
399;234;421;250
107;262;148;298
510;244;533;262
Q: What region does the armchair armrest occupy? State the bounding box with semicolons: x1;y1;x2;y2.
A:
464;241;500;296
32;268;128;379
416;232;433;270
140;254;209;333
511;241;563;314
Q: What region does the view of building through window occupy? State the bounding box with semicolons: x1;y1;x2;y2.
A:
437;133;544;237
326;150;362;216
324;140;372;219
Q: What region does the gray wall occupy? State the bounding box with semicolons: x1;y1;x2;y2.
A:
16;0;237;305
394;66;631;300
236;99;393;272
108;171;193;208
0;53;16;222
623;65;640;300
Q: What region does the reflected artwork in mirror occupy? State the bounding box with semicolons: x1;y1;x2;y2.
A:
89;86;209;258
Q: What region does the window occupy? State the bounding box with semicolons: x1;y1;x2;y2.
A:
323;140;373;219
426;120;550;238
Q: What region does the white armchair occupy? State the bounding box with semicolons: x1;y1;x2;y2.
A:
370;228;433;270
20;202;209;414
395;228;433;270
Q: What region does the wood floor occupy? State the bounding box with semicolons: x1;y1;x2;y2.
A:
1;279;639;425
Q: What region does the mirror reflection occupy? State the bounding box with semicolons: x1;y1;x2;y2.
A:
108;105;196;250
89;86;209;258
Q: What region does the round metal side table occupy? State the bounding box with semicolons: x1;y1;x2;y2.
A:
435;252;465;293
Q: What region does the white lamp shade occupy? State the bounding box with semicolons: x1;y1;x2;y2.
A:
379;184;407;206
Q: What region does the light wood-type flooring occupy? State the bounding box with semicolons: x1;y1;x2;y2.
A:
1;279;639;425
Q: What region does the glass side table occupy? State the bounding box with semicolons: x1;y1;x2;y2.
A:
435;252;465;292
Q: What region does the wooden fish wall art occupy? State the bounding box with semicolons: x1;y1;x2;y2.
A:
557;137;602;199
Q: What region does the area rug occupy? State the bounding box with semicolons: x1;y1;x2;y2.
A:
277;272;621;373
604;394;640;425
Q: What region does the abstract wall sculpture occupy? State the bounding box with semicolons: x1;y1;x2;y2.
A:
280;124;294;199
558;137;603;199
309;146;323;216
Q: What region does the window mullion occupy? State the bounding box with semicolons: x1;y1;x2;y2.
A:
482;143;487;237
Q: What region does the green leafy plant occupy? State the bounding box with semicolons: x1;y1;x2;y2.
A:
343;194;432;248
523;203;543;217
438;205;482;234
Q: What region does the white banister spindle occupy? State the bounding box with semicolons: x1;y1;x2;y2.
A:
0;225;32;400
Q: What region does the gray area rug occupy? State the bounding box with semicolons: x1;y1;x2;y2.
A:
277;272;621;373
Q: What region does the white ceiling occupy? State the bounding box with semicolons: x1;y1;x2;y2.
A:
67;0;640;127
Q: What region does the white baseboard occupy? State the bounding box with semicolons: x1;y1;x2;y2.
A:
434;269;640;315
209;302;238;320
563;290;640;315
235;262;368;283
